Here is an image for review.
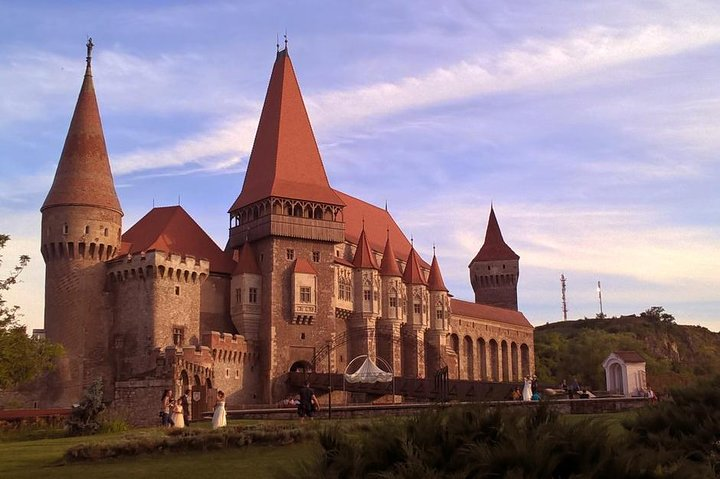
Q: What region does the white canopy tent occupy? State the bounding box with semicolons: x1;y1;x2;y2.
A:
343;355;395;402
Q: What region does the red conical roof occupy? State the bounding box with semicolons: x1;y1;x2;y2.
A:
471;206;519;263
427;253;448;291
229;49;344;211
121;206;235;274
379;233;402;277
352;228;379;269
42;49;122;215
402;247;427;285
233;241;260;275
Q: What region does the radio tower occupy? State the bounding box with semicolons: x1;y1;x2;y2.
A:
561;274;568;321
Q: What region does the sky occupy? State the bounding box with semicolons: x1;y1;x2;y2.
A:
1;1;718;333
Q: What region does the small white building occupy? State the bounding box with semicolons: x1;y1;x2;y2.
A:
602;351;647;397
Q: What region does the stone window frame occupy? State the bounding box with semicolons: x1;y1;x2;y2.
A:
248;287;258;304
312;251;320;262
172;327;184;346
286;248;295;260
300;286;311;303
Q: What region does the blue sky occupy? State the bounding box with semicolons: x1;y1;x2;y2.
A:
1;1;718;333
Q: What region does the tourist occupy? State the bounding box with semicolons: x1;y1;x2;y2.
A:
568;378;580;399
511;386;522;401
212;390;227;429
522;376;532;401
171;398;185;428
161;389;174;427
531;375;538;395
180;389;191;426
298;381;319;420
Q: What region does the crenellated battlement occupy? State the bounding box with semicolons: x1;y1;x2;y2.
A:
106;250;210;284
203;331;258;364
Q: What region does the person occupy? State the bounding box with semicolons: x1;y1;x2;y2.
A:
298;381;319;420
646;386;657;403
568;377;580;399
531;375;538;395
522;376;532;401
212;390;227;429
171;398;185;428
160;389;174;427
511;386;522;401
531;391;541;401
180;389;191;426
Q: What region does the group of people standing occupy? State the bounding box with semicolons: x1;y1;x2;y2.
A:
160;389;192;428
160;388;227;429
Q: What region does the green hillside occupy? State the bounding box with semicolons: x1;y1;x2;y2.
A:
534;308;720;393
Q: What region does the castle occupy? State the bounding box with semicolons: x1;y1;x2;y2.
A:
40;40;534;411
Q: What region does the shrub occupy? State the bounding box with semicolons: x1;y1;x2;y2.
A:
65;378;106;436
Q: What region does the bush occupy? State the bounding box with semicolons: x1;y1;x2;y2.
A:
66;378;105;436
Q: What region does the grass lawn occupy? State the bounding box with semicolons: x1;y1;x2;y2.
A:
0;411;637;478
0;420;320;479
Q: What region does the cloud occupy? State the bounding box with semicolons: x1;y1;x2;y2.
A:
106;20;720;176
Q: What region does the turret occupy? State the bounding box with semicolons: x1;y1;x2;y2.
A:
231;241;262;340
469;206;519;310
40;39;123;403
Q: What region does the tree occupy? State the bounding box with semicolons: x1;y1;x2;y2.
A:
0;234;63;389
641;306;676;323
66;378;105;435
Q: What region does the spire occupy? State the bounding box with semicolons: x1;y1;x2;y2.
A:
229;48;344;212
352;227;379;269
379;230;402;276
233;241;261;275
42;40;122;215
402;247;427;285
471;206;519;263
427;250;448;292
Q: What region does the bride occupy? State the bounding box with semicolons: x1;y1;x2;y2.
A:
522;376;532;401
212;390;227;429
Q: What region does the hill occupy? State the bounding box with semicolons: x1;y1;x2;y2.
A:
534;308;720;393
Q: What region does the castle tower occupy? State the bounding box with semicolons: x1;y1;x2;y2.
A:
377;232;405;376
226;46;345;402
230;241;262;340
40;40;123;403
469;206;519;310
349;227;380;360
401;246;429;378
426;249;449;375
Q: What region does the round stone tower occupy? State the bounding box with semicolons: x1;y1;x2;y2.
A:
40;40;123;404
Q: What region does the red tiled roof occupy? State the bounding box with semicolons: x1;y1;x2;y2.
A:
121;206;235;274
471;206;518;263
450;298;532;328
233;241;260;275
352;228;379;269
334;257;354;268
335;190;430;270
379;234;402;277
293;258;318;275
403;247;427;285
613;351;646;363
427;254;448;292
229;49;343;211
42;59;122;215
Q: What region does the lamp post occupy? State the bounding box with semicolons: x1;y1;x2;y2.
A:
327;340;332;420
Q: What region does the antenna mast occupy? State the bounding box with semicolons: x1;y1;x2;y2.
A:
561;273;568;321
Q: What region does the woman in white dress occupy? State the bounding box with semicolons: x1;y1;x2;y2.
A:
171;399;185;428
211;390;227;429
522;376;532;401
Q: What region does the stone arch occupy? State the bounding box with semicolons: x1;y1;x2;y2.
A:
450;333;459;354
511;342;519;381
273;200;283;214
464;335;474;380
180;369;189;390
501;340;509;381
293;204;302;217
314;205;323;219
489;339;499;381
520;343;531;377
290;360;313;373
304;204;312;218
477;337;487;380
284;202;293;216
324;206;333;220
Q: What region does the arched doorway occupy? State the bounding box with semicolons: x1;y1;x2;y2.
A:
501;341;509;381
477;338;487;380
464;336;474;380
290;360;313;373
510;342;519;381
520;344;530;376
489;339;499;381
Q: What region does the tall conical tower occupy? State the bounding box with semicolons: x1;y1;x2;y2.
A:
469;206;519;310
227;46;345;402
41;39;123;404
